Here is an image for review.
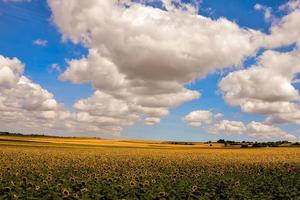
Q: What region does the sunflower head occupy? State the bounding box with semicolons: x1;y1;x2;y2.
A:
159;191;166;198
192;185;197;192
62;188;70;197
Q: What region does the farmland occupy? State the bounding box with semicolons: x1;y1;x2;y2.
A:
0;136;299;199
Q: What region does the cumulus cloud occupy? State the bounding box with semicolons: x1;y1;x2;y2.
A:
220;49;300;111
2;0;300;140
182;110;246;135
48;0;265;127
0;55;69;134
50;0;300;139
219;48;300;127
247;121;296;141
219;0;300;130
219;3;300;136
263;1;300;48
182;109;297;140
74;91;139;127
182;110;213;127
33;39;48;46
0;55;23;88
207;120;246;135
0;55;135;136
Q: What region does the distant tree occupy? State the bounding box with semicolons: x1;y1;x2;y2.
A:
292;142;300;146
217;139;225;143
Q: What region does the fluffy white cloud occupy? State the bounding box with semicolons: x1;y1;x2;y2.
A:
207;120;246;135
219;0;300;130
0;55;135;136
182;109;297;140
0;55;70;133
48;0;264;126
247;121;296;141
0;55;23;88
220;49;300;113
220;48;300;128
50;0;300;136
182;110;213;127
263;1;300;48
182;110;246;135
74;90;139;127
3;0;300;140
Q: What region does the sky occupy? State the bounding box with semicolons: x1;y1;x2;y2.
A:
0;0;300;142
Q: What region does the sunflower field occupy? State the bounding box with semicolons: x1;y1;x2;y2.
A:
0;143;300;199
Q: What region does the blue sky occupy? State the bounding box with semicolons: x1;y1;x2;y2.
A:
0;0;299;141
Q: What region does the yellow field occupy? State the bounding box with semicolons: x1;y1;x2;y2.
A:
0;135;225;148
0;136;299;199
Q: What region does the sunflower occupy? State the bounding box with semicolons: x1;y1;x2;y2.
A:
80;188;88;193
191;185;197;192
21;176;27;183
35;186;40;191
130;181;135;187
159;191;166;198
62;188;70;197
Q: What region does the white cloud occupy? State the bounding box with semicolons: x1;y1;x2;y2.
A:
219;0;300;129
144;117;161;125
182;110;213;127
219;47;300;130
247;121;296;141
0;55;135;136
51;0;300;135
48;0;264;127
222;49;300;103
182;110;245;135
74;90;139;127
2;0;300;140
220;49;300;116
0;55;69;133
263;1;300;48
219;1;300;134
0;55;24;88
182;109;296;141
33;39;48;46
207;120;246;135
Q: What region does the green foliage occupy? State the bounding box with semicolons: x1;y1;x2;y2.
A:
216;139;296;148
